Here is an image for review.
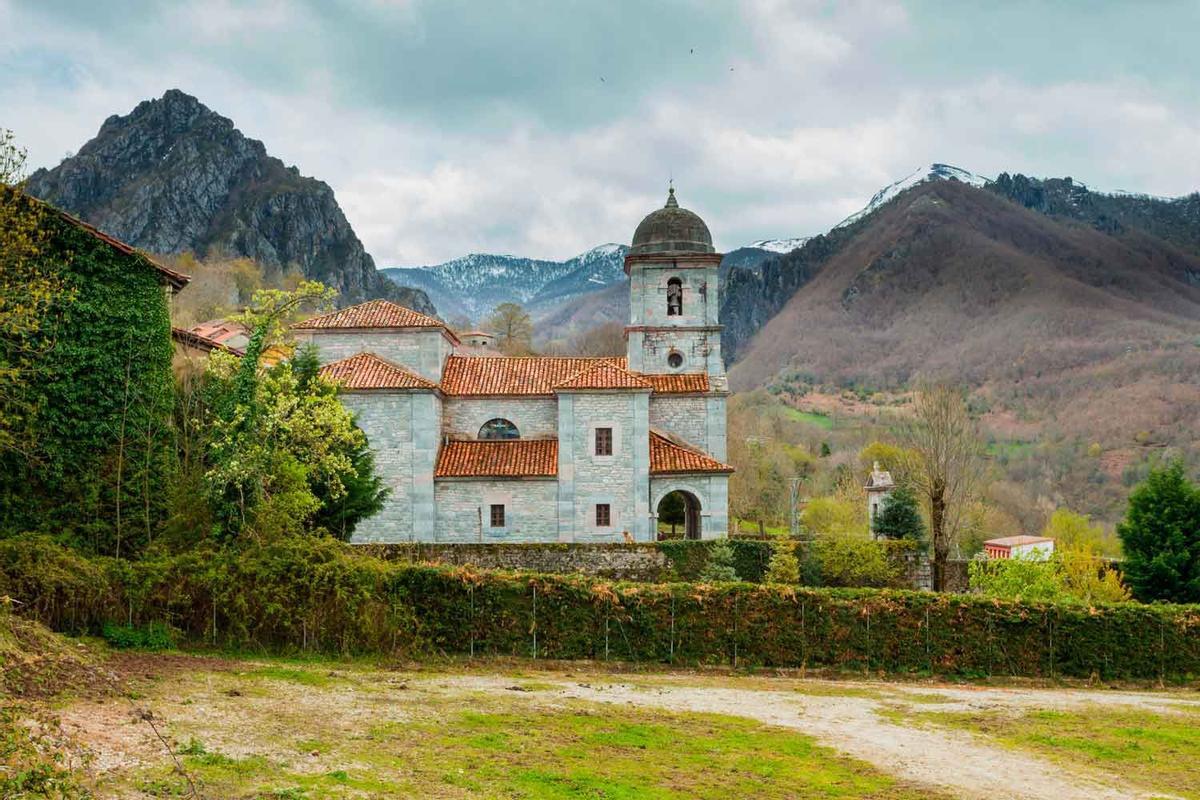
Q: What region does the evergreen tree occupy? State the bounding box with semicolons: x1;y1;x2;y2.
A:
311;429;389;541
1117;461;1200;603
700;539;740;582
872;487;927;543
764;539;800;584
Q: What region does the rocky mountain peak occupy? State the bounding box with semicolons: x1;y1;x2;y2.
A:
27;90;434;313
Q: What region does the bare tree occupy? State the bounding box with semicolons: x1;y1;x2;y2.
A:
568;321;626;357
485;302;533;355
902;382;984;590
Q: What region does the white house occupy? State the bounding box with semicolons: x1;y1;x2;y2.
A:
983;536;1056;560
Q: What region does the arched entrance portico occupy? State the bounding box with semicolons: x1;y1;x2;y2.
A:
655;489;702;540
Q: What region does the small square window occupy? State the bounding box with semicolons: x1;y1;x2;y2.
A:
595;503;611;527
489;504;505;528
595;427;613;456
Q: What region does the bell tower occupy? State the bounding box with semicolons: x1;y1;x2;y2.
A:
625;185;724;380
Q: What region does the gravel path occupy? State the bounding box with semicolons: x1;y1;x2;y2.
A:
441;674;1183;800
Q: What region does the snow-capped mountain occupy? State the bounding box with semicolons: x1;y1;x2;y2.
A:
835;163;989;229
747;237;812;254
382;244;628;322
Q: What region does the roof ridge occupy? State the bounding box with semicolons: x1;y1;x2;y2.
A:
15;191;191;289
319;350;438;390
554;359;652;390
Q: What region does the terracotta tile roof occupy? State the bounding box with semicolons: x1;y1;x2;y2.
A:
650;430;734;475
18;192;191;290
984;536;1054;547
171;327;244;356
435;439;558;478
554;360;652;391
292;299;451;333
440;355;625;396
318;352;438;391
640;373;710;394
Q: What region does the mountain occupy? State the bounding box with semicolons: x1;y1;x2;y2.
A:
723;177;1200;448
26;89;434;312
835;163;989;229
382;244;628;322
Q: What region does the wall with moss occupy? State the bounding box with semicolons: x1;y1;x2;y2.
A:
0;212;175;553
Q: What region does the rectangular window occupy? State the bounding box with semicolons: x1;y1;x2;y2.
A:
595;427;613;456
595;503;611;527
489;504;505;528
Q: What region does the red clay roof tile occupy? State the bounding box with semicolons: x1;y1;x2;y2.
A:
435;439;558;478
440;355;624;396
554;360;652;391
641;373;710;394
319;352;438;391
650;430;733;475
293;299;450;332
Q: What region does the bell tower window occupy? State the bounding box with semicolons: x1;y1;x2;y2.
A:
666;277;683;316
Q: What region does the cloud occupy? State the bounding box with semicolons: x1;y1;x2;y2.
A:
2;0;1197;265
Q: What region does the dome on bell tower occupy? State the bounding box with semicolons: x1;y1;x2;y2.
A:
629;185;715;256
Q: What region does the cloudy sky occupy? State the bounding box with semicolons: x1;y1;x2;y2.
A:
3;0;1199;265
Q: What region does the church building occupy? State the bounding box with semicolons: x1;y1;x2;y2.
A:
294;188;732;543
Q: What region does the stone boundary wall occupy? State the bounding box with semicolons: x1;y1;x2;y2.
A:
357;542;675;582
355;541;971;591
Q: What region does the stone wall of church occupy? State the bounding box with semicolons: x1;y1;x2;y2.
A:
650;474;729;539
442;397;558;439
342;390;441;544
558;391;650;542
295;328;451;382
433;479;558;542
649;396;708;448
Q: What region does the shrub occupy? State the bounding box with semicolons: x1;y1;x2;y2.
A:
700;540;740;582
100;621;175;650
812;536;900;588
764;540;800;584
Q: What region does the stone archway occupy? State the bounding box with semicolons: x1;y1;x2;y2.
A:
656;490;702;540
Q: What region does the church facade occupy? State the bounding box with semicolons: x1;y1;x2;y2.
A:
295;188;731;543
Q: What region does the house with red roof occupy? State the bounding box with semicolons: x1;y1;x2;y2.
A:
294;188;732;543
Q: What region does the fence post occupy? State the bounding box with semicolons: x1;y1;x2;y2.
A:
669;593;675;664
469;583;475;658
531;582;538;660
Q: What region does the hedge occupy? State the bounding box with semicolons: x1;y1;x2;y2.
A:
2;536;1197;680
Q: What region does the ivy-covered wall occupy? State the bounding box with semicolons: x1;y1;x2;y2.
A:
3;536;1197;680
0;210;176;554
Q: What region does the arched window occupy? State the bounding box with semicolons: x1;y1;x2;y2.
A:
478;418;520;440
666;277;683;316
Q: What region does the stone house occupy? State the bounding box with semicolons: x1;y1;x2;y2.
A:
295;188;732;543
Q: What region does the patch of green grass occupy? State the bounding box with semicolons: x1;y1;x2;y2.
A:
785;407;835;430
244;666;332;687
910;706;1200;800
400;707;945;799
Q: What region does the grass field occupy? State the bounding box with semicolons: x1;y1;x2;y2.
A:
899;706;1200;800
18;646;1196;800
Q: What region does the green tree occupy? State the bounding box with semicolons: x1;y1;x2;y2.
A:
764;539;800;584
1117;462;1200;603
310;431;389;541
700;539;740;582
1043;508;1120;558
872;487;926;542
